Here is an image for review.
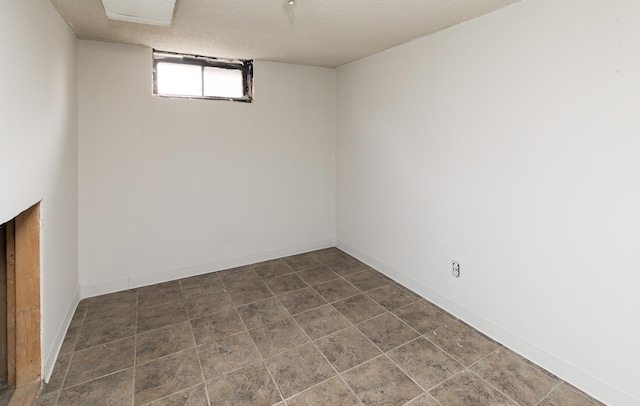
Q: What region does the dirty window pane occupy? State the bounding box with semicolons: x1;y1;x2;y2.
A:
203;67;243;99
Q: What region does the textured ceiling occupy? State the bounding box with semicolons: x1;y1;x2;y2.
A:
49;0;520;68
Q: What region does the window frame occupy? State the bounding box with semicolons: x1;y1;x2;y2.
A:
152;49;253;103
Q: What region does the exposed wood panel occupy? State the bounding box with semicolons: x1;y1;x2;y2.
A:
14;204;41;386
5;221;16;388
1;224;8;385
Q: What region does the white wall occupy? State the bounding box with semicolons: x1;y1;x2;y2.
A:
0;0;79;381
78;41;336;295
336;0;640;404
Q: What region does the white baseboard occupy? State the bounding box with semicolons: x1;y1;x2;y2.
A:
336;240;638;406
79;239;335;300
42;287;80;382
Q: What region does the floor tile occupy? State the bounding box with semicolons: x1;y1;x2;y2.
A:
64;337;135;388
219;267;261;289
356;312;420;352
308;247;354;265
252;259;292;279
277;287;327;315
281;253;321;271
185;291;234;319
429;370;518;405
405;393;441;406
315;327;381;372
293;305;351;340
134;348;203;405
332;294;386;324
248;317;308;358
472;348;559;406
427;320;499;366
198;332;261;380
388;337;463;390
343;269;392;292
145;384;209;406
58;368;133;406
226;280;273;305
237;297;290;329
138;301;189;334
366;283;420;310
263;273;307;296
84;289;137;311
75;312;136;350
392;300;456;334
296;266;339;286
136;321;195;364
180;272;224;298
286;376;360;406
58;324;80;356
206;362;281;406
138;281;183;310
40;352;71;395
84;299;137;323
35;391;59;406
539;382;602;406
191;309;245;345
342;356;423;405
312;278;360;303
265;343;335;399
326;260;372;277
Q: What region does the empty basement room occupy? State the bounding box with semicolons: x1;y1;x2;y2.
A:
1;0;639;405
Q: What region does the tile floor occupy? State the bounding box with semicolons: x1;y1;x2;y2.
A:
35;248;604;405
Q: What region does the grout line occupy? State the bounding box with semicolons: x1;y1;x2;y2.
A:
534;381;564;406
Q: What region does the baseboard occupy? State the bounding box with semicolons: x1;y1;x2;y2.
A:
79;238;335;300
42;286;80;382
336;240;638;406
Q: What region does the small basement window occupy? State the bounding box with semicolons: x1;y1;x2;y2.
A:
153;50;253;102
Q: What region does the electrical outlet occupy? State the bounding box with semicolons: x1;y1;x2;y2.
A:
452;261;460;278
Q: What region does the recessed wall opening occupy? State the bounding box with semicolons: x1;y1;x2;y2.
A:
0;203;42;404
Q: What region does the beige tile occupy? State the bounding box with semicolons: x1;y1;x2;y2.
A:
277;287;327;315
315;327;381;372
388;337;463;390
265;343;335;399
248;317;308;358
191;309;245;345
430;370;518;405
206;362;281;406
366;283;420;310
237;297;290;329
343;356;423;405
293;305;351;340
427;320;499;366
64;337;135;387
287;376;360;406
134;349;203;405
58;368;133;406
357;312;420;352
332;294;386;324
136;321;195;364
392;299;456;334
198;332;261;380
297;266;339;286
312;278;360;303
472;348;559;406
263;273;307;296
